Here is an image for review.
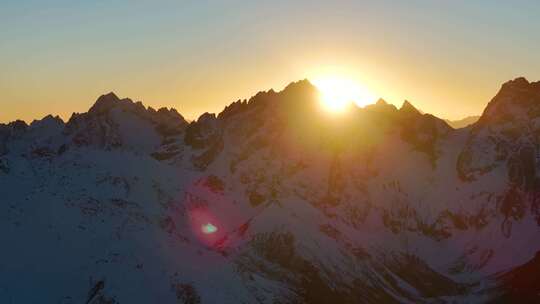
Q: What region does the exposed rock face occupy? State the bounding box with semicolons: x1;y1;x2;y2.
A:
65;92;188;151
457;78;540;183
184;113;220;149
479;77;540;125
0;120;28;154
2;79;540;303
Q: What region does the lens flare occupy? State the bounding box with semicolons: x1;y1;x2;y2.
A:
202;223;218;234
186;206;223;247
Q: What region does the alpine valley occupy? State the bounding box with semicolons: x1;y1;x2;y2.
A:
2;78;540;303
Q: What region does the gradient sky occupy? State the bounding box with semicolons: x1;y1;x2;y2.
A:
2;0;540;123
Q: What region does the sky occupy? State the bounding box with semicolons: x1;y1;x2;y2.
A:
1;0;540;123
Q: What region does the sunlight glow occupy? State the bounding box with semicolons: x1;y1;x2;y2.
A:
312;76;377;114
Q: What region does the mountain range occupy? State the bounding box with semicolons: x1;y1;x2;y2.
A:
1;77;540;303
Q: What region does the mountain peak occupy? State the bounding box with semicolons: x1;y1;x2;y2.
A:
399;100;421;116
502;77;530;90
478;77;540;125
498;77;540;93
97;92;120;103
89;92;122;114
286;78;314;89
29;115;64;129
365;98;397;114
281;79;318;99
376;98;388;106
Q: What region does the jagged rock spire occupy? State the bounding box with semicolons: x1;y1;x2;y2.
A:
399;100;421;116
89;92;122;114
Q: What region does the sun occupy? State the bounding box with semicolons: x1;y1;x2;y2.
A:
312;76;377;114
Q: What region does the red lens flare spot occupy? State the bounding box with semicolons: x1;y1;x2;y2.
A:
186;207;224;248
201;223;218;234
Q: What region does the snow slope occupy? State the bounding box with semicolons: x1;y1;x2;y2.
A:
1;78;540;303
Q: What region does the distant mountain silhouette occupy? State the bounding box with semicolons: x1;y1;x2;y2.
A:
445;115;480;128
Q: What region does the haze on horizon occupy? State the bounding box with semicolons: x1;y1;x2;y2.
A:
1;0;540;123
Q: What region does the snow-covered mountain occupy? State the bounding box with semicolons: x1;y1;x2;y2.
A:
1;78;540;303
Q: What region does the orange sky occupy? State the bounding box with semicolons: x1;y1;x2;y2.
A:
1;1;539;123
